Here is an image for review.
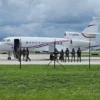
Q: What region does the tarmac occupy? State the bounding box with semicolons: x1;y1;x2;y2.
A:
0;54;100;65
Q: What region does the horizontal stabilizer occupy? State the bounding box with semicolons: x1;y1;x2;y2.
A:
85;32;100;34
93;17;100;20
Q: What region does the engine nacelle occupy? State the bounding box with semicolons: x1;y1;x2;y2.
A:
69;39;89;51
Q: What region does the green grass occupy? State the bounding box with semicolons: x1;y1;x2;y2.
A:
0;65;100;100
82;52;100;57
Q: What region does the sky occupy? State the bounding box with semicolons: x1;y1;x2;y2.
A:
0;0;100;41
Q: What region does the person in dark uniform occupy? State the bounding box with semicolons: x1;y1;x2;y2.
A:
65;48;69;62
60;49;64;62
54;48;59;61
50;53;54;60
71;48;75;62
26;48;31;61
77;47;81;62
14;45;19;59
17;48;22;61
22;48;26;61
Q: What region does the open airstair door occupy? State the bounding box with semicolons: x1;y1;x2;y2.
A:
14;39;20;58
14;39;20;51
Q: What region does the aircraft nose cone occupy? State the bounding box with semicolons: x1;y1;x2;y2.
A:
0;42;6;52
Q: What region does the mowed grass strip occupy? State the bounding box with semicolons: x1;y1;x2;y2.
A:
0;65;100;100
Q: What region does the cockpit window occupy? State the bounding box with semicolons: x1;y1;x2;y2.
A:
7;39;10;42
1;39;6;42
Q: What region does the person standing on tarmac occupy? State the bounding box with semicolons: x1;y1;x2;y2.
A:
60;49;64;62
17;48;22;61
77;47;81;62
26;48;31;61
54;48;59;61
71;48;75;62
65;48;69;62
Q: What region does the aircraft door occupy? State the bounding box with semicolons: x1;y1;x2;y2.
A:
14;39;20;52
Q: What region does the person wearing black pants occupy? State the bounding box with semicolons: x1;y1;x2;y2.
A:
54;48;59;61
60;49;64;62
71;48;75;62
65;48;69;62
77;47;81;62
26;48;31;61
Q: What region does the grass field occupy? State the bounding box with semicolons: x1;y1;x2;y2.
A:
0;65;100;100
82;52;100;57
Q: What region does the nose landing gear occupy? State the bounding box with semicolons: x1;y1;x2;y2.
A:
7;51;11;60
8;57;11;60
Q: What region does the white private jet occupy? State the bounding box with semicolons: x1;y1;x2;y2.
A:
0;17;100;60
0;37;70;60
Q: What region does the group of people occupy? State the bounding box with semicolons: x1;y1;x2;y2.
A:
50;47;81;62
15;46;81;62
15;48;31;62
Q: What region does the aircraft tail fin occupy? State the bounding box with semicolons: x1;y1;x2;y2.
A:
64;17;100;41
82;17;100;39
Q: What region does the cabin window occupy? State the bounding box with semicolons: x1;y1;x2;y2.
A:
7;39;10;42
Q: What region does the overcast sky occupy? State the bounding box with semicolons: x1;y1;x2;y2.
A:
0;0;100;40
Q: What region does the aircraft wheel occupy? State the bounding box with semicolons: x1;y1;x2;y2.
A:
8;57;11;60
